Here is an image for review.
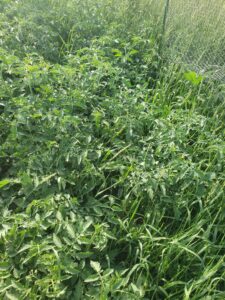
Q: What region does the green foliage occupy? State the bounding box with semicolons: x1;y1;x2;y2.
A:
184;71;204;86
0;0;225;299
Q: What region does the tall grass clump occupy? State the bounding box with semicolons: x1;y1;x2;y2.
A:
0;0;225;299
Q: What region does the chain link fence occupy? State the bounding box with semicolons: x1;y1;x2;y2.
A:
163;0;225;80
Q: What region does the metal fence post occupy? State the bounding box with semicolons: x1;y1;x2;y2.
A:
159;0;170;60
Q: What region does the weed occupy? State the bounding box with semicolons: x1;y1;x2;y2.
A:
0;1;225;299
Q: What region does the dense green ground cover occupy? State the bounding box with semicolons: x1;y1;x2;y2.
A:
0;1;225;299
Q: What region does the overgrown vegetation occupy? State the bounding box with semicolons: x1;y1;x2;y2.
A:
0;0;225;299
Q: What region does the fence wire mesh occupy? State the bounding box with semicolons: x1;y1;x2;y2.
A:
163;0;225;80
